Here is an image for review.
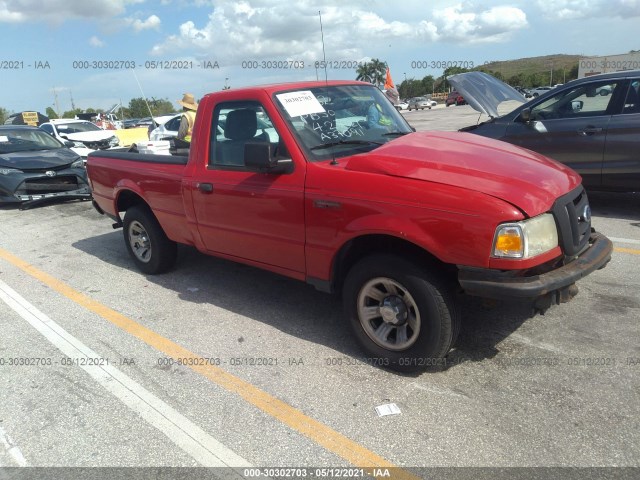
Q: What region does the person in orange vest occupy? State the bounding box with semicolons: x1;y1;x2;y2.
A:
176;93;198;142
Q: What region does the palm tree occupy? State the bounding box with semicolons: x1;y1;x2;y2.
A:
369;58;387;87
355;63;375;83
356;59;388;87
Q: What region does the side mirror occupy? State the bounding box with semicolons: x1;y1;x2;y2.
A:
571;100;584;112
64;140;76;148
520;108;531;123
244;142;293;174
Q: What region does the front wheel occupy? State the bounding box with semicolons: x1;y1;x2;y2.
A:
123;205;177;274
343;255;459;372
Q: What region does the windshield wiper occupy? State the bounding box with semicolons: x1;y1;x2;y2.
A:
309;139;383;151
382;131;410;137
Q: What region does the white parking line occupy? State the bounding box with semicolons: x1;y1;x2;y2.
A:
0;279;252;474
609;237;640;246
0;426;28;467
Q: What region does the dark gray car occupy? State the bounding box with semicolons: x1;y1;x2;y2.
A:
449;70;640;192
0;125;91;207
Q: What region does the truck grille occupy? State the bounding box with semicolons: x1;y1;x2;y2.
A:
551;186;591;258
17;176;80;195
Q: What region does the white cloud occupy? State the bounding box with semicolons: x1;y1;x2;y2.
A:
150;1;528;61
89;35;105;47
536;0;640;19
431;4;527;43
0;0;143;23
128;14;161;32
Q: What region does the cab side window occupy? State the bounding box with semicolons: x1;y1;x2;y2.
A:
531;81;620;120
622;80;640;114
209;101;281;169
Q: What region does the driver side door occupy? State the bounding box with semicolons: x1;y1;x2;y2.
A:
503;80;621;188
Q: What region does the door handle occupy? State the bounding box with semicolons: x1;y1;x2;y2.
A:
578;127;603;136
197;182;214;193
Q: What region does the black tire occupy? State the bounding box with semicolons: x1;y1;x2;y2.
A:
343;255;459;372
123;205;177;274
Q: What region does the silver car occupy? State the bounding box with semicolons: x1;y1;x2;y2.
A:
407;97;432;110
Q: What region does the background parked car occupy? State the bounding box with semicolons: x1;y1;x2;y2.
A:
39;119;119;159
449;70;640;191
0;125;90;206
407;97;432;110
515;86;533;98
148;114;182;141
445;91;466;106
394;101;409;111
530;86;554;97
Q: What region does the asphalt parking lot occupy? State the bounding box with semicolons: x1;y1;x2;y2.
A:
1;105;639;479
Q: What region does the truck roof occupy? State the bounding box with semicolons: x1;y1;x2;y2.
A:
201;80;372;100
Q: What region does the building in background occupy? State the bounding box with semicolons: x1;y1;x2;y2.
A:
579;52;640;78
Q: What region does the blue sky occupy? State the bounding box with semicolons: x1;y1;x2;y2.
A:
0;0;638;115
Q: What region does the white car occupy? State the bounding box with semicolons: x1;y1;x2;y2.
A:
395;101;409;111
148;114;182;141
39;119;119;158
530;86;554;97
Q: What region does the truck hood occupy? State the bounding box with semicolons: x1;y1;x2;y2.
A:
447;71;525;118
344;131;581;216
0;147;80;170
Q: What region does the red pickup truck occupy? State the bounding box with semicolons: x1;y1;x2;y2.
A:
87;80;613;371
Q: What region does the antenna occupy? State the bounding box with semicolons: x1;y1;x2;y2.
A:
52;87;60;117
132;68;155;119
318;11;328;84
319;11;338;165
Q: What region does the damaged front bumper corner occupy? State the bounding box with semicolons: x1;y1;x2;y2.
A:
457;232;613;306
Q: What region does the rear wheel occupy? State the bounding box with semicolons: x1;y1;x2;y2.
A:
123;205;177;274
343;255;459;372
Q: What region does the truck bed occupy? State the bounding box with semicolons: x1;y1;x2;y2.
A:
87;150;193;245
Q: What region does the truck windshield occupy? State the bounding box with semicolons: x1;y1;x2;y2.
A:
273;84;412;161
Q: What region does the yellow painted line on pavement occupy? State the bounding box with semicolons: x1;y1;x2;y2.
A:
0;247;418;480
614;247;640;256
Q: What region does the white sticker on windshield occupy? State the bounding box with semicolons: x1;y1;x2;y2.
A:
0;136;8;142
276;91;325;117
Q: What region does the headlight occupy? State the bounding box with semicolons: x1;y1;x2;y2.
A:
108;136;119;147
0;167;22;175
71;159;85;169
492;213;558;259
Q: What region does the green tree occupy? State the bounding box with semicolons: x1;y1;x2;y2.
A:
440;66;472;91
420;75;435;96
355;58;387;87
61;108;83;119
507;73;525;87
0;107;9;124
567;63;579;82
356;63;375;83
127;97;176;118
369;58;387;87
45;107;58;119
398;78;429;99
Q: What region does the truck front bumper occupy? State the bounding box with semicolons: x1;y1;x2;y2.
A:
458;232;613;301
